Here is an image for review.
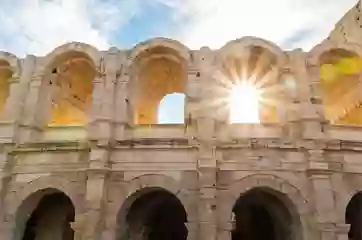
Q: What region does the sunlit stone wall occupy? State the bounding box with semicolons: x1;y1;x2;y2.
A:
2;3;362;239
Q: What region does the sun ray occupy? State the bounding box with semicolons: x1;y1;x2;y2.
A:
203;46;285;124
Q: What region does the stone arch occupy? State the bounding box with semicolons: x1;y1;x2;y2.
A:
40;42;101;72
219;36;288;66
124;174;182;199
4;175;85;222
310;41;362;125
11;188;75;240
345;192;362;240
223;174;312;240
0;52;20;115
339;183;362;222
216;37;287;124
36;42;101;126
127;38;190;124
227;174;308;217
0;51;20;76
127;37;191;67
308;40;362;66
115;174;188;240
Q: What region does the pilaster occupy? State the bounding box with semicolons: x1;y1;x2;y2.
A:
83;145;110;240
195;47;218;240
114;52;131;141
85;47;116;238
69;214;84;240
300;59;326;140
197;140;217;240
0;146;13;217
88;49;117;143
15;55;40;143
307;148;338;240
336;223;350;240
185;61;201;138
283;50;310;142
2;72;21;121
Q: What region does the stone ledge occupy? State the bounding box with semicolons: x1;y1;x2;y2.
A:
10;141;90;153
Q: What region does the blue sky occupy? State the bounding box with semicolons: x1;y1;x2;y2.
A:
0;0;358;123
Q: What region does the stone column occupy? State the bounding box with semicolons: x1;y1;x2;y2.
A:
185;63;201;137
300;59;326;140
88;59;105;139
14;55;42;143
114;53;131;141
2;73;21;122
0;221;14;240
0;149;13;212
6;56;36;121
336;223;350;240
71;213;86;240
194;47;218;240
88;49;117;143
283;50;310;142
84;49;118;240
83;165;109;240
308;149;338;240
197;138;217;240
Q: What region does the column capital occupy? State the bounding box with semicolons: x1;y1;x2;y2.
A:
336;223;350;234
86;168;109;179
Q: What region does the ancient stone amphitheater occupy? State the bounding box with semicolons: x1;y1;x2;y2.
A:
2;2;362;240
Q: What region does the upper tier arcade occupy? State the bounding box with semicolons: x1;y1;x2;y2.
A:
0;35;361;144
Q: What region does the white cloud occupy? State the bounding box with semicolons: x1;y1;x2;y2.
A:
0;0;358;57
0;0;142;56
165;0;358;50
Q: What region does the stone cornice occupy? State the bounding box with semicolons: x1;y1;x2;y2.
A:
115;138;193;149
10;141;90;153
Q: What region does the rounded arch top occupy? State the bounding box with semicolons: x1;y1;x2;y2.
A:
5;175;85;219
228;174;308;216
219;36;287;65
11;187;76;240
0;51;20;74
124;174;181;199
308;39;362;66
14;187;75;218
41;41;101;72
127;37;191;67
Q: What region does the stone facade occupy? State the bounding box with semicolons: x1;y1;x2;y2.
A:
2;3;362;240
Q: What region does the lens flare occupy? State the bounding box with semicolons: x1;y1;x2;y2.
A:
229;81;261;123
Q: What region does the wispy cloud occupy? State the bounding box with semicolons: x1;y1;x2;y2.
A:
0;0;358;57
0;0;146;56
164;0;358;50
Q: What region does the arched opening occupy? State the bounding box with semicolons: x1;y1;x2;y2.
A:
42;51;96;126
232;187;300;240
319;49;362;125
13;188;75;240
157;93;185;124
218;46;282;124
346;192;362;240
130;46;187;124
117;188;188;240
0;60;12;114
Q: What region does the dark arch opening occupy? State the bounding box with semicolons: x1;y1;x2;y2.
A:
117;188;188;240
232;187;299;240
346;192;362;240
14;189;75;240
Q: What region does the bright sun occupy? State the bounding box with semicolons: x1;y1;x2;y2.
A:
229;81;261;123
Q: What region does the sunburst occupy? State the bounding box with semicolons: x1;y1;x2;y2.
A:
199;48;285;123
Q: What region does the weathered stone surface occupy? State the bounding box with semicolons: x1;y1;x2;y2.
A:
2;5;362;238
